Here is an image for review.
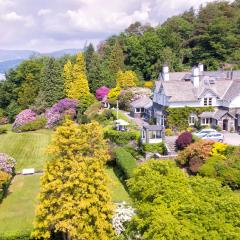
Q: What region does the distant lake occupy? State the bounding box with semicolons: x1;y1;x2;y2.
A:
0;73;6;81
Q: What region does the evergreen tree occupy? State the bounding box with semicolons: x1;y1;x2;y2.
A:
40;57;64;107
108;41;125;76
63;60;73;97
32;120;114;240
64;53;90;100
17;73;39;109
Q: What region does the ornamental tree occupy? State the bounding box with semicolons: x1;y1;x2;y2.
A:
96;86;110;101
32;120;114;240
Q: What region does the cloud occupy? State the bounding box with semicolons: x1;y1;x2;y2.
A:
0;0;217;52
38;9;52;16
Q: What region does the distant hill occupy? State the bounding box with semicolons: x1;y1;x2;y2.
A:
0;49;82;73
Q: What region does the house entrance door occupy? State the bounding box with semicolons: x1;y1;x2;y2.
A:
223;119;228;131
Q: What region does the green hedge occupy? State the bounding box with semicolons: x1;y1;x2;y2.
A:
142;142;167;154
0;231;31;240
104;129;139;145
16;117;46;132
115;147;137;179
0;127;7;134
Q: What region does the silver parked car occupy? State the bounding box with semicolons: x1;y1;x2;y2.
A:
193;129;217;138
201;132;224;142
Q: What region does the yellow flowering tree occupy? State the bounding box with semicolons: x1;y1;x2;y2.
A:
32;120;114;240
116;70;138;89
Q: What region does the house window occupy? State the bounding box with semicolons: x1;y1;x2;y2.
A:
202;118;212;125
204;98;213;106
149;130;162;139
135;108;141;113
141;108;145;113
189;116;195;125
158;116;165;126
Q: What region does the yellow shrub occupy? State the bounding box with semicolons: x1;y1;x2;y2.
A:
165;128;173;136
144;81;154;89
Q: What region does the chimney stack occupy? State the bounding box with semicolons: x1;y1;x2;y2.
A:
162;65;169;81
192;66;200;88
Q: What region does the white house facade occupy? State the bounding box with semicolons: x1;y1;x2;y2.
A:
152;64;240;132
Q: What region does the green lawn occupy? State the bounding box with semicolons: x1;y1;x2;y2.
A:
0;174;40;237
0;127;52;172
105;167;131;203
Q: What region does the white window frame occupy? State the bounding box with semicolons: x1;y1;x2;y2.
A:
201;118;212;125
188;116;195;125
204;98;213;106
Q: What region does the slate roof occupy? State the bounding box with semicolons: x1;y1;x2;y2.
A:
130;96;153;108
143;125;164;131
199;109;235;120
155;71;240;103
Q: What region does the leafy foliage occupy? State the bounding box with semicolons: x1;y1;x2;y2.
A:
166;107;214;131
108;85;121;104
142;143;167;154
0;153;16;175
115;147;137;179
176;140;214;173
116;70;138;89
127;160;240;239
17;117;46;132
104;129;139;145
199;146;240;189
32;120;114;240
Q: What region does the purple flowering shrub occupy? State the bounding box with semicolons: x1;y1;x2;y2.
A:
13;109;36;131
45;98;78;128
0;153;16;175
96;86;110;101
176;131;193;150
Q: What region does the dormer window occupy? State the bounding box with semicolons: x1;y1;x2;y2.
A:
204;98;212;106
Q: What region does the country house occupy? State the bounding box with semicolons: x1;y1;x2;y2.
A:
131;64;240;132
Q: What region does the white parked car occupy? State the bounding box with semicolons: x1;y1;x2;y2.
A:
193;129;217;138
201;132;224;142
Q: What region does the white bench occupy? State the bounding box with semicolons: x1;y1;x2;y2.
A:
22;168;35;175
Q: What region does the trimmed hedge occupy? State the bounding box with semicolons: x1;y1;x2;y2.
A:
142;142;167;154
104;129;139;145
115;147;137;179
16;117;46;132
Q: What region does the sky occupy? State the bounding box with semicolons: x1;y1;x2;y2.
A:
0;0;217;52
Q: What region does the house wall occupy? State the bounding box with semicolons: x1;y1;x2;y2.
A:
229;96;240;108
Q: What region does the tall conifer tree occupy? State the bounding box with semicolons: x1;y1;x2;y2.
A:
32;120;114;240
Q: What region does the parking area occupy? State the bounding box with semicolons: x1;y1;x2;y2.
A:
223;132;240;146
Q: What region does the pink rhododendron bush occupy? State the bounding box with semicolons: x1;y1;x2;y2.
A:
96;86;110;101
12;109;36;132
0;153;16;175
45;98;78;128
